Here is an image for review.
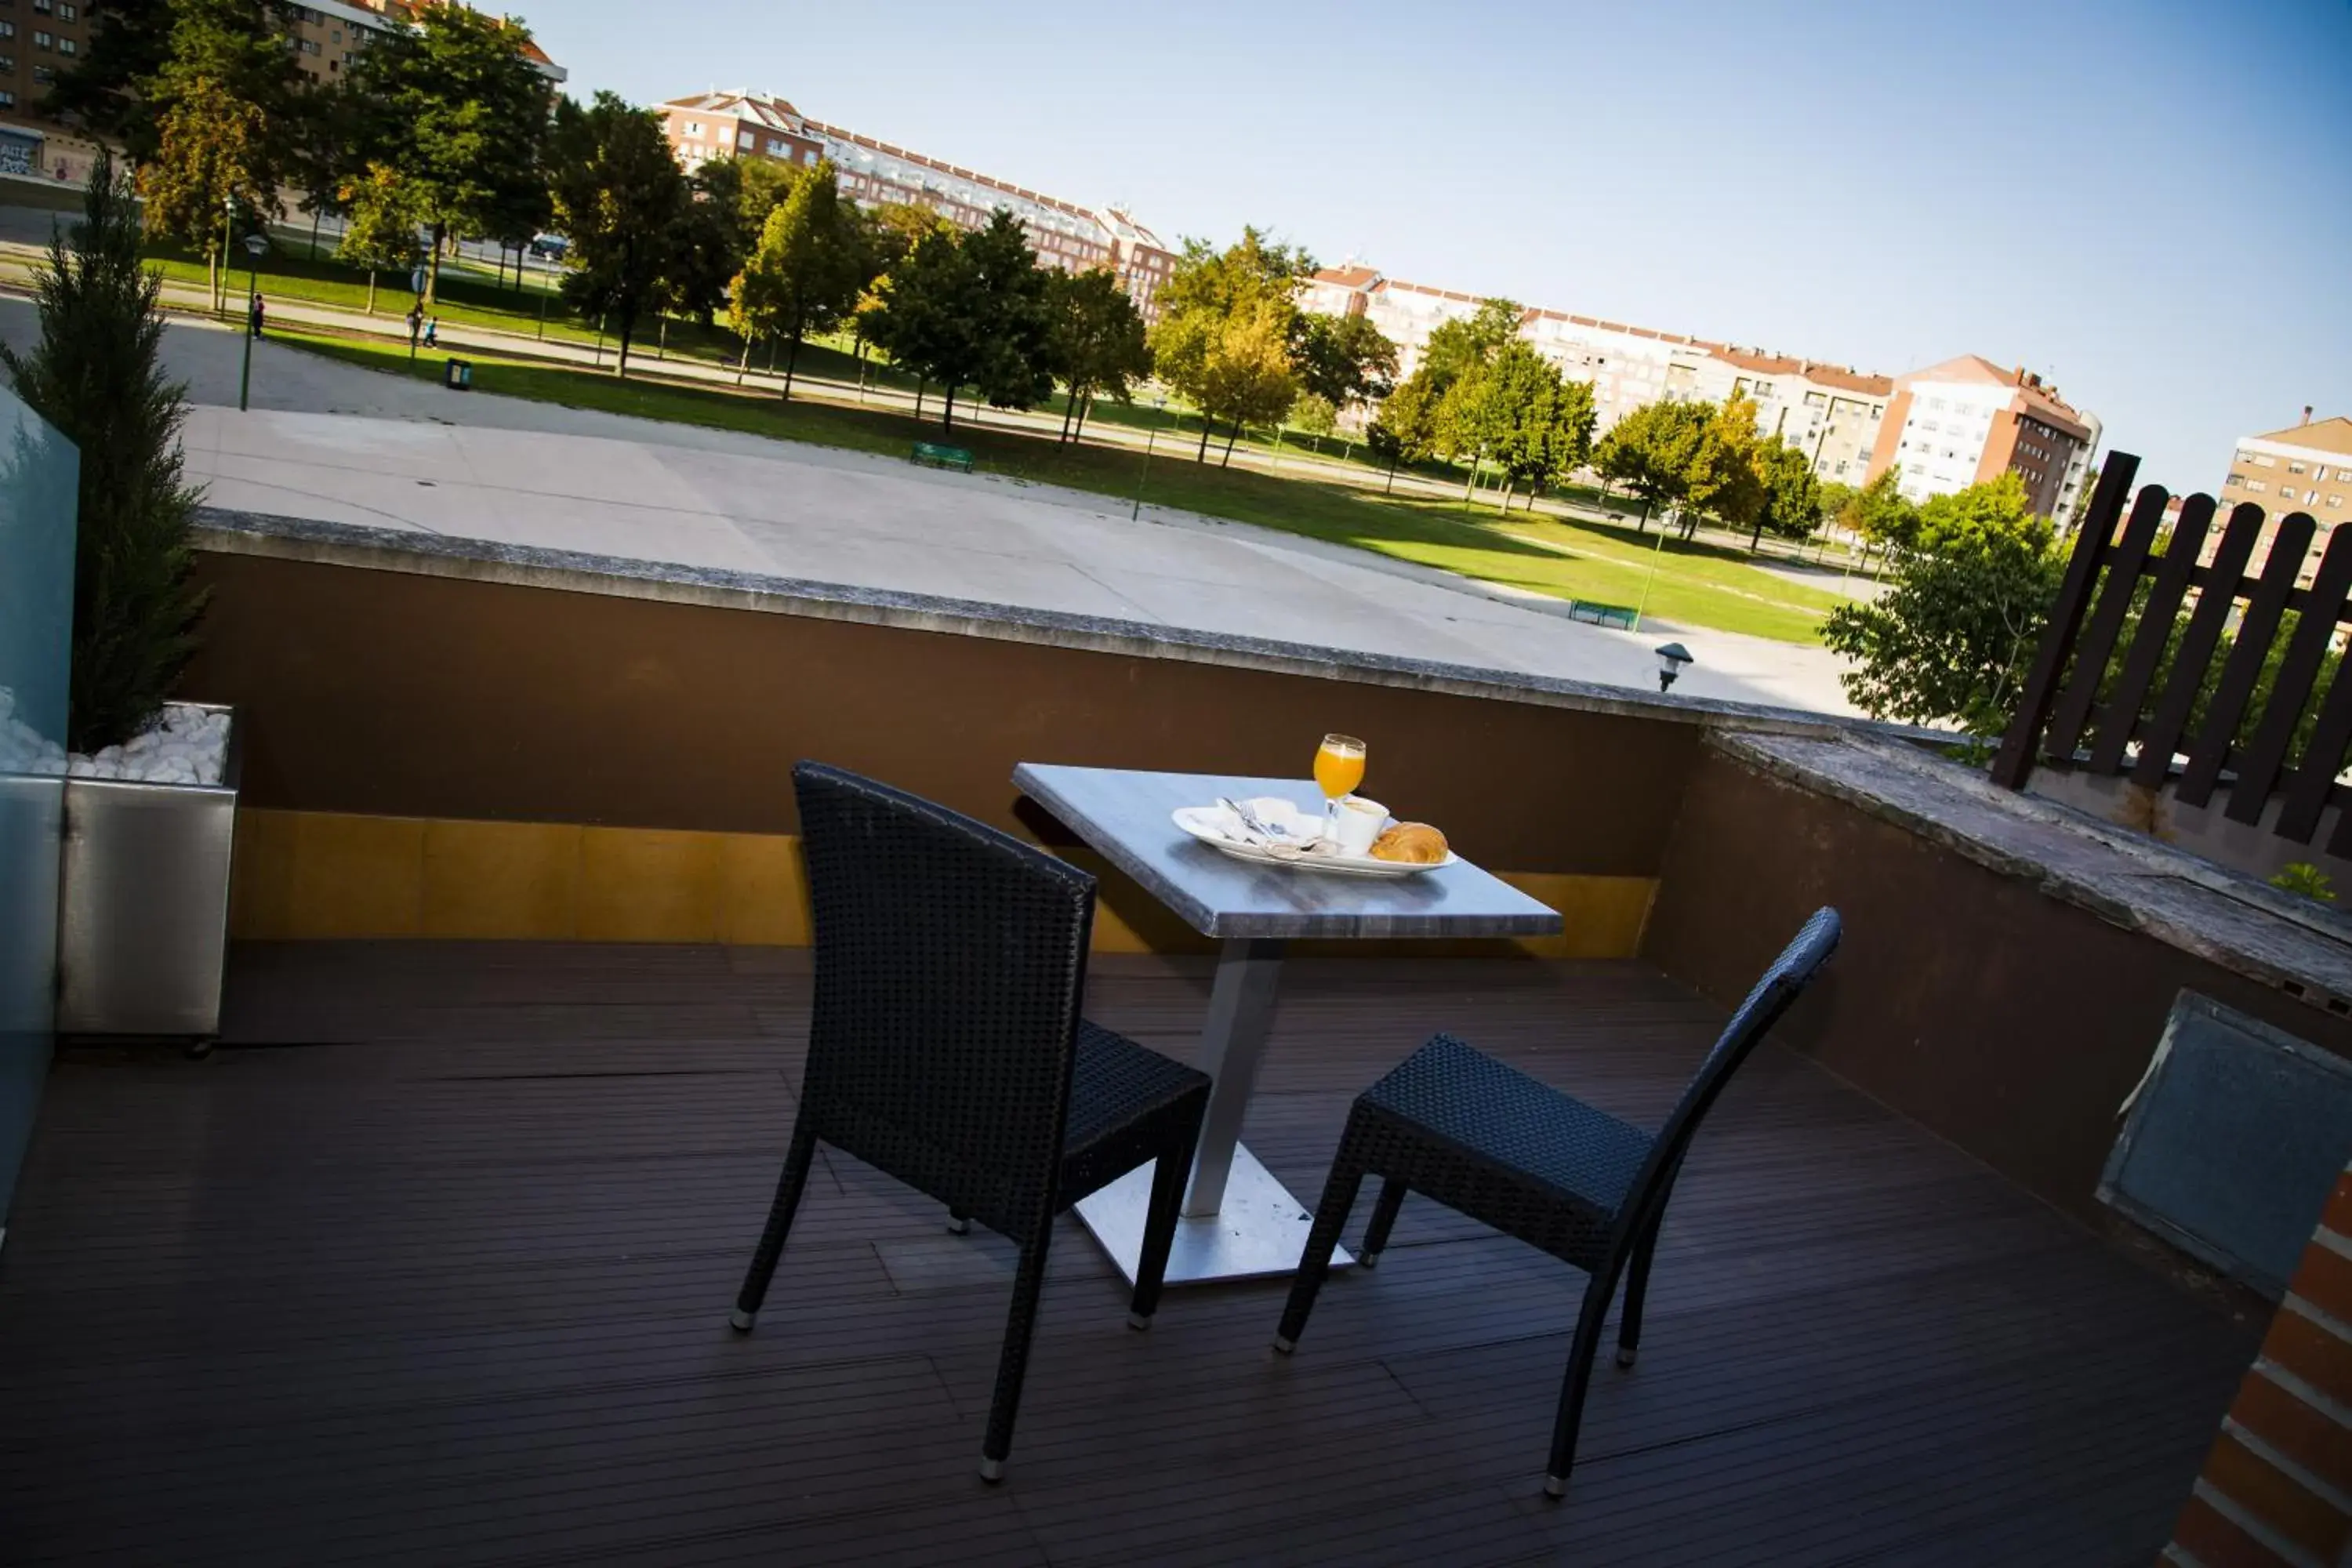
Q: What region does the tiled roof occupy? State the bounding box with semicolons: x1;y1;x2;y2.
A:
1312;264;1381;290
1711;347;1892;397
2249;416;2352;458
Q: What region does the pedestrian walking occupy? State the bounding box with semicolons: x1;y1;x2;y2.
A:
249;294;266;339
423;316;441;349
406;303;423;349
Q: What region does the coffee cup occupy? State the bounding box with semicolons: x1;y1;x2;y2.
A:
1329;795;1388;856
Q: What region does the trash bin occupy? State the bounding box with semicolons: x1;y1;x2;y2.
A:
444;358;473;391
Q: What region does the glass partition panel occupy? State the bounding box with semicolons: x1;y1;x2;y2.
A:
0;382;78;1222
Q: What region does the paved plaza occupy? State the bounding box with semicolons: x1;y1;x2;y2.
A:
3;296;1864;716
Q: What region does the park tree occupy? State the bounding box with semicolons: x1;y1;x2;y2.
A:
1044;267;1151;442
1149;227;1312;459
1450;343;1598;510
137;72;274;311
867;211;1054;430
1592;398;1711;531
1821;474;2060;734
284;78;365;263
1684;394;1766;539
45;0;176;158
546;91;689;378
1291;310;1399;414
1369;296;1523;478
1748;437;1824;548
344;3;554;305
1842;465;1921;560
335;162;426;315
2;153;208;753
726;162;869;399
1290;393;1338;441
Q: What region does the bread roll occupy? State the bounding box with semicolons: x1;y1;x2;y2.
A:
1370;822;1448;865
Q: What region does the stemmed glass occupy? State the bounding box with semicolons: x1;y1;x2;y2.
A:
1312;734;1366;843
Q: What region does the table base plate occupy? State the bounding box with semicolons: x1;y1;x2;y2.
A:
1075;1144;1353;1286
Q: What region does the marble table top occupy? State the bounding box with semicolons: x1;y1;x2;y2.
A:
1013;764;1564;941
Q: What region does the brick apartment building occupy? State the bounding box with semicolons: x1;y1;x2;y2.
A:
2217;412;2352;585
1865;354;2100;528
280;1;567;85
658;89;1177;320
0;0;562;187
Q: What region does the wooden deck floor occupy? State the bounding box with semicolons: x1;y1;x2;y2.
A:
0;944;2249;1566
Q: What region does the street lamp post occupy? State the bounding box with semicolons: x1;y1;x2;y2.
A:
1632;507;1673;630
237;232;267;412
1131;394;1167;521
217;196;234;318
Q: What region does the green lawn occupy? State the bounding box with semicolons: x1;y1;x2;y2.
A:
273;325;1839;643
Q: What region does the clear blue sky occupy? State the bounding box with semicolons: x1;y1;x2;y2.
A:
535;0;2349;488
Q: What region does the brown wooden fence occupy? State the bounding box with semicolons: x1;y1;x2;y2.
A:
1993;451;2352;855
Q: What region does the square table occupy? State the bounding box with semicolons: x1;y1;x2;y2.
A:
1013;763;1565;1284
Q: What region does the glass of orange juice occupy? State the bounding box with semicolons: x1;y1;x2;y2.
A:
1313;734;1367;840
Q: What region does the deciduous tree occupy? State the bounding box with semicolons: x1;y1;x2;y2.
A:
726;162;869;400
1592;398;1711;531
1149;227;1312;459
866;211;1054;430
1291;310;1398;414
335;162;426;316
344;4;554;305
1821;474;2060;733
546;91;688;378
1045;267;1151;442
1749;437;1825;547
137;72;272;310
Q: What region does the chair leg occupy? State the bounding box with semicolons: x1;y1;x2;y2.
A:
731;1122;818;1331
1616;1212;1663;1368
1126;1144;1192;1330
979;1222;1054;1483
946;1209;971;1235
1359;1178;1406;1267
1272;1145;1366;1353
1544;1250;1630;1498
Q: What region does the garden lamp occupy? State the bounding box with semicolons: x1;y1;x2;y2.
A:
1654;642;1693;693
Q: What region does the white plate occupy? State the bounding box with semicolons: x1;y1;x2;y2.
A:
1171;800;1456;878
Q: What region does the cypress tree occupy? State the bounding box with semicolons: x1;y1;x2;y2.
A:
2;151;207;754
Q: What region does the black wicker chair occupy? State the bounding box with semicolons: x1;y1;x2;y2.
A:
730;762;1210;1483
1273;907;1840;1497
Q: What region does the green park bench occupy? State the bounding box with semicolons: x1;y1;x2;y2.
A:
1566;600;1639;630
909;441;975;474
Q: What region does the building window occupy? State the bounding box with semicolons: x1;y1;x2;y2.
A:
2252;454;2277;467
0;22;14;37
2288;462;2307;474
31;28;45;46
2247;480;2267;493
2225;474;2243;487
54;31;67;49
29;0;45;11
56;0;68;12
29;61;48;80
683;121;702;136
2281;488;2299;503
296;38;317;53
765;136;786;155
0;88;11;106
736;130;753;150
2332;496;2346;509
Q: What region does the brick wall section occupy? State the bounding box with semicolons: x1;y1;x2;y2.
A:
2166;1163;2352;1568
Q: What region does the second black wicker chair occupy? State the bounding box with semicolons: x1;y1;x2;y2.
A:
729;762;1210;1483
1272;906;1841;1497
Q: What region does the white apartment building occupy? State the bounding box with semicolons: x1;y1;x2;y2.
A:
1692;349;1893;486
659;90;1178;318
1865;355;2100;525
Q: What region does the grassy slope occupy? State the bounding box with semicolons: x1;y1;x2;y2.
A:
273;326;1841;642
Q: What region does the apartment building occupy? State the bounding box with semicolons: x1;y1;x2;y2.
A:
0;0;95;178
280;1;565;84
1303;265;1893;481
1693;349;1893;487
1864;355;2100;525
658;89;1177;318
2218;414;2352;584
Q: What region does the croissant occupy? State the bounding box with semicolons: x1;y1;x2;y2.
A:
1370;822;1448;865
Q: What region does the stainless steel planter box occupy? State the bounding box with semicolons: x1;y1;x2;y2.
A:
56;704;239;1039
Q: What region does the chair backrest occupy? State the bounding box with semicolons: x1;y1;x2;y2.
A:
792;761;1096;1205
1618;907;1842;1236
